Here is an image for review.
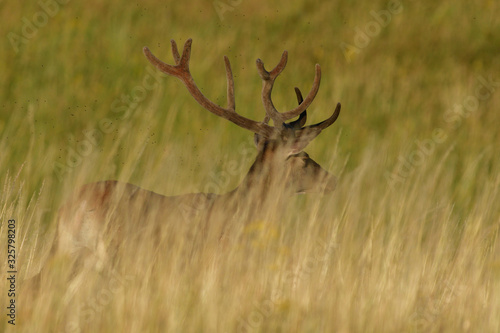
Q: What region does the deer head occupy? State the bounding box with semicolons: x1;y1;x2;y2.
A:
143;39;340;197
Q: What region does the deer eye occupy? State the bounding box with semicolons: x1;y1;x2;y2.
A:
294;155;308;167
286;152;306;162
299;153;310;162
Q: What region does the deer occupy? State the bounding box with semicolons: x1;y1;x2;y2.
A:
49;38;341;277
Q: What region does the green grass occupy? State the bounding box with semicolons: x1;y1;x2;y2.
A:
1;0;499;332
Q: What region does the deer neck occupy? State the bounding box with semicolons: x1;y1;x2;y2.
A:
222;148;292;216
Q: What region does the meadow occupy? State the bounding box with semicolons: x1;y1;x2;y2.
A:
1;0;499;332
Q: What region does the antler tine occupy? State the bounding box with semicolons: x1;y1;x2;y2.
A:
144;39;277;138
304;102;341;131
293;87;307;127
144;48;177;76
256;51;288;80
294;102;341;142
178;39;191;68
280;64;321;121
256;52;322;128
256;51;288;127
268;51;288;78
224;56;235;111
294;87;304;104
170;39;181;64
287;87;307;129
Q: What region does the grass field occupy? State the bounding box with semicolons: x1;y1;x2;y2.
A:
1;0;499;332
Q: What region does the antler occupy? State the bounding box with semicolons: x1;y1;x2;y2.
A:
285;87;341;145
287;87;307;129
143;39;339;145
256;53;321;127
293;99;341;145
143;39;278;138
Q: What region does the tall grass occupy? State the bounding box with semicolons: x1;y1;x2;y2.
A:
1;0;499;332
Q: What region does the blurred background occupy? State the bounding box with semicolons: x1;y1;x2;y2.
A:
1;0;499;200
1;0;499;331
